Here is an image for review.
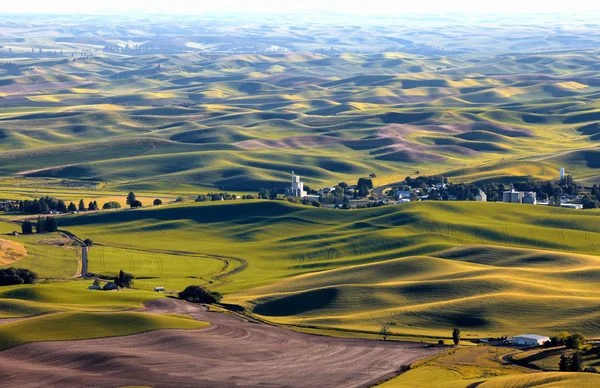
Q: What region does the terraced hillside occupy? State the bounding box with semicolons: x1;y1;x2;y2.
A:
2;48;600;191
56;200;600;338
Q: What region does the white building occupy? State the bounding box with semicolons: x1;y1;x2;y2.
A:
560;167;565;180
476;190;487;202
512;334;550;346
561;203;583;210
286;171;307;198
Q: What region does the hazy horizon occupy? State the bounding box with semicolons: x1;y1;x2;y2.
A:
3;0;600;16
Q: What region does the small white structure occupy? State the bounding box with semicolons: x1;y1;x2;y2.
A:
286;171;307;198
154;286;165;292
513;334;549;346
476;190;487;202
560;167;565;180
396;191;411;200
561;203;583;210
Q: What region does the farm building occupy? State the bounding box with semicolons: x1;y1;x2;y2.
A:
513;334;549;346
154;286;165;292
476;190;487;202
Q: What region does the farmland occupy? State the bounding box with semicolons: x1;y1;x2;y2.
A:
2;12;600;388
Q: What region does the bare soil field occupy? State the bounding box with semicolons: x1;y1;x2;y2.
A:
0;299;440;388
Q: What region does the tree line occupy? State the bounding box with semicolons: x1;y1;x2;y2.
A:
21;216;57;234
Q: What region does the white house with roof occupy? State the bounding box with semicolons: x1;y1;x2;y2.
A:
512;334;549;346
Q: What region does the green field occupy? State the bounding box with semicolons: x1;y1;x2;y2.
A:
43;200;600;338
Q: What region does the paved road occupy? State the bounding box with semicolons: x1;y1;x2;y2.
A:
0;299;441;388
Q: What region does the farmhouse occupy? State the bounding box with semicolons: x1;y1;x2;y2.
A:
512;334;549;346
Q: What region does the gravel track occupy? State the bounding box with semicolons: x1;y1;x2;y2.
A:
0;299;440;387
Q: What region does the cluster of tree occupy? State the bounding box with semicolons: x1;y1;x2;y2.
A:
559;352;583;372
404;175;447;189
126;192;142;208
114;270;134;288
580;185;600;209
102;201;122;210
22;217;58;234
196;193;238;202
0;267;37;286
17;196;67;214
179;285;222;304
356;178;373;198
545;332;586;349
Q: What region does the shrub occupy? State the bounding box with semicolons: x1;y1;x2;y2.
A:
179;285;222;304
153;198;163;206
0;268;38;286
584;366;600;374
438;339;444;345
84;238;93;246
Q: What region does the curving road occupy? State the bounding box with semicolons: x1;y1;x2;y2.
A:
0;299;441;388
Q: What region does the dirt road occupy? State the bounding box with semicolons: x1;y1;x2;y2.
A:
0;299;440;388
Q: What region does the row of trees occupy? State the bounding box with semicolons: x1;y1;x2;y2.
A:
21;216;57;234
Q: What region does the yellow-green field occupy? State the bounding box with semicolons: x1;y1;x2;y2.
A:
30;200;596;339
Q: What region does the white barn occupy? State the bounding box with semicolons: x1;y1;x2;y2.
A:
513;334;549;346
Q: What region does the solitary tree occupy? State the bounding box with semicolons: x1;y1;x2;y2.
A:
559;353;571;371
43;217;58;233
21;220;33;235
571;352;583;372
153;198;162;206
452;328;461;346
114;270;134;288
130;200;143;208
126;192;137;206
379;324;391;341
36;216;45;234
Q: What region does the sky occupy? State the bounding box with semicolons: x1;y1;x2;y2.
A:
3;0;600;15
